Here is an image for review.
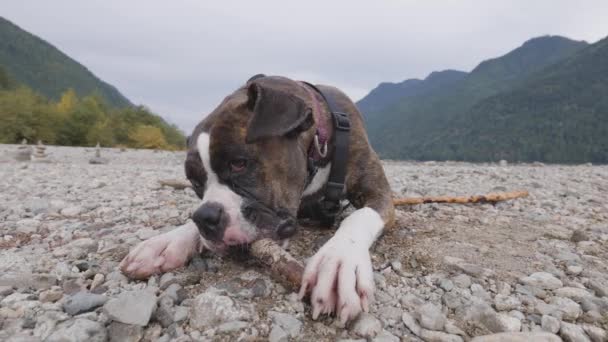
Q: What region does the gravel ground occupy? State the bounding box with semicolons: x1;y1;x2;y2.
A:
1;144;607;342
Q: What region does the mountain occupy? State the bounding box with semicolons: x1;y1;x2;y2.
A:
0;17;131;107
360;35;590;161
357;69;467;115
422;36;608;163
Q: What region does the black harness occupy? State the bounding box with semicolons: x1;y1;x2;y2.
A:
302;82;351;222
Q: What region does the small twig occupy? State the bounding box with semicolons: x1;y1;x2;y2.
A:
250;239;304;290
393;190;529;206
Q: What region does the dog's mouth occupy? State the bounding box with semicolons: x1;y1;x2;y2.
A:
241;200;299;240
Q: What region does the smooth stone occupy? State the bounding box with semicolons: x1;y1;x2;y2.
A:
268;311;302;337
520;272;563;290
494;294;521;311
218;320;249;333
46;318;107;342
581;324;607;342
548;297;582;321
470;332;561;342
63;292;108;315
540;315;560;333
189;290;252;330
349;312;382;338
108;321;144;342
416;302;447;331
559;321;591;342
268;325;289;342
420;329;464;342
103;290;157;326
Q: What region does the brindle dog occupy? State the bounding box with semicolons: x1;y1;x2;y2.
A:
120;75;394;323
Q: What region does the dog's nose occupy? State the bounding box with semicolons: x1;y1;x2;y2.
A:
276;220;297;239
192;202;225;240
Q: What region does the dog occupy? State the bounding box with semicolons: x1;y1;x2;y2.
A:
120;75;395;323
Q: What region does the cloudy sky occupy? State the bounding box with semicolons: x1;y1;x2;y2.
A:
3;1;608;132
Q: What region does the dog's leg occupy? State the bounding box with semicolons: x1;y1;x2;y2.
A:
120;221;203;279
299;153;395;324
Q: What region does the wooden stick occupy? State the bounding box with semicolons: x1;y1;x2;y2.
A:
250;239;304;290
393;190;529;206
159;179;192;190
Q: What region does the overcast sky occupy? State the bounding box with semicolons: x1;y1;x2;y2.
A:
3;1;608;132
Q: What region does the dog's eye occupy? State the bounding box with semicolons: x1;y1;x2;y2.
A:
230;159;247;173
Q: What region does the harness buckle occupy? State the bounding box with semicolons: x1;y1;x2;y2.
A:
332;112;351;131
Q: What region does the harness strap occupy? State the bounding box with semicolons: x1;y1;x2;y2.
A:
302;82;351;218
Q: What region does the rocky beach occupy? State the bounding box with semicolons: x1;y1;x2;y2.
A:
0;144;606;341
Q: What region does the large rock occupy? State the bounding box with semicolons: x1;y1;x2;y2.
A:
463;302;521;333
471;332;561;342
103;290;158;326
189;289;253;330
520;272;563;290
45;318;107;342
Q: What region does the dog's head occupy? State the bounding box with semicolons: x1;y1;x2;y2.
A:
184;76;316;252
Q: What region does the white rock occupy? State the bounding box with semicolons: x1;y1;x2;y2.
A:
520;272;563;290
471;332;562;342
46;318;107;342
61;206;83;217
554;287;593;302
559;321;591;342
549;297;582;321
349;312;382;338
189;290;252;330
416;302;446;331
540;315;560;333
103;290;158;326
268;311;302;338
494;294;521;311
581;324;607;342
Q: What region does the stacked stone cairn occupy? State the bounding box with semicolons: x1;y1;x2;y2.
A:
89;142;109;164
31;140;51;163
14;139;32;161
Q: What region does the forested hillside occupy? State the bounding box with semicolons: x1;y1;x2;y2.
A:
0;17;131;108
360;35;598;163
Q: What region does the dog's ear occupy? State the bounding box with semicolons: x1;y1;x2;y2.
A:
245;82;313;143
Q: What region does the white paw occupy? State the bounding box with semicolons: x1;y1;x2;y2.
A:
119;222;201;279
298;236;375;324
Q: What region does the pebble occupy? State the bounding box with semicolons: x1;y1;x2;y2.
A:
349;312;382;338
218;320;249;333
63;291;108;315
581;324;607;342
268;326;289;342
60;206;83;217
108;321;144;342
494;294;521;311
103;289;158;326
415;302;446;331
520;272;563;290
470;332;562;342
372;330;400;342
189;290;252;330
541;315;560;333
549;297;582;321
587;280;608;298
268;311;302;337
39;286;63;302
46;318;107;342
559;321;591;342
436;279;453;292
452;274;472;289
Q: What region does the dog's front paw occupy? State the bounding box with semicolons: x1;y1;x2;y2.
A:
119;223;201;279
298;237;374;324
